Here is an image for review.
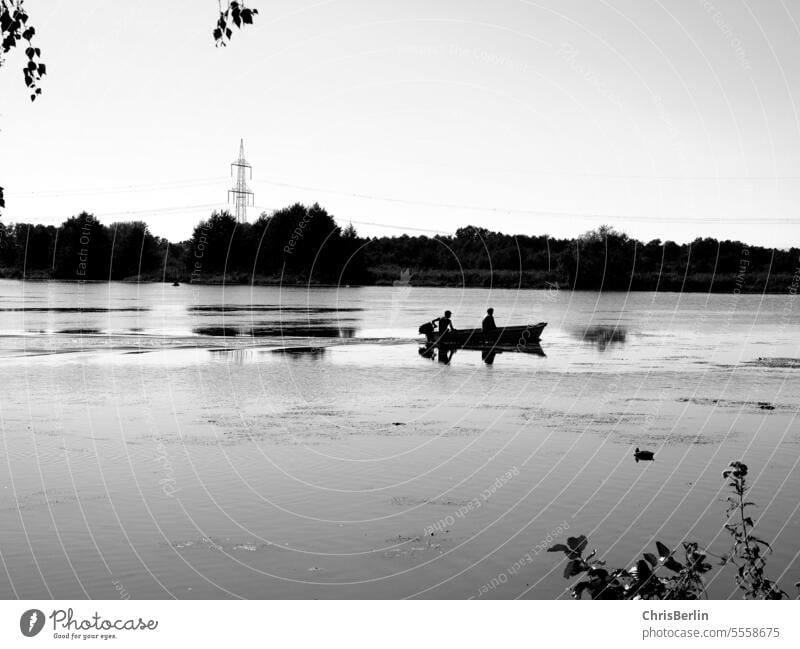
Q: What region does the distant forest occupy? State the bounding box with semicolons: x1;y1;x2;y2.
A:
1;204;798;293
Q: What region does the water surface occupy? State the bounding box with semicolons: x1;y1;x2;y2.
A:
0;280;798;599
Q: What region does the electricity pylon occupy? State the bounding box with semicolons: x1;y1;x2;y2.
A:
228;139;254;223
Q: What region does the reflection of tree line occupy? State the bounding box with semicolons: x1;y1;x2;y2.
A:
1;210;796;292
576;325;627;351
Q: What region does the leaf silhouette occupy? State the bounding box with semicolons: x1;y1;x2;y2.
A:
564;559;585;578
566;535;588;558
547;544;569;554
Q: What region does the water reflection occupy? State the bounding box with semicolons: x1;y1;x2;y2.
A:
574;325;627;351
193;325;356;338
189;305;362;313
208;346;328;363
248;326;356;338
193;326;239;337
419;342;546;365
0;307;147;313
271;346;327;358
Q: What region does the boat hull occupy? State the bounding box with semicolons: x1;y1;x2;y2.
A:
424;322;547;347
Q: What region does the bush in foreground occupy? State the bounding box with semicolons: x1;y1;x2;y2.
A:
548;462;793;599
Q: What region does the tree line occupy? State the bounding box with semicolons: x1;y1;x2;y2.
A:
0;206;797;293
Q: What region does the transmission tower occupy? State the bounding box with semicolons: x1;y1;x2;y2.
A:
228;139;254;223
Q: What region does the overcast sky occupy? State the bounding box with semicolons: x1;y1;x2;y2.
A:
1;0;799;246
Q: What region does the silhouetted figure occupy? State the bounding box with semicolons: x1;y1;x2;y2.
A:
433;310;454;336
482;308;497;332
481;349;497;365
634;447;655;463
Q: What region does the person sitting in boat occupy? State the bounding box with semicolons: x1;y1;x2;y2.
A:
482;308;497;332
433;310;454;335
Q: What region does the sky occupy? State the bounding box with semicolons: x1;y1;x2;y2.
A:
1;0;799;246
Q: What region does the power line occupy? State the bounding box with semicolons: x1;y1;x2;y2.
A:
7;175;799;226
6;177;224;198
9;168;800;199
251;180;796;224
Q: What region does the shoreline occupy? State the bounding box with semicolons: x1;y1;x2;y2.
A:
0;275;794;294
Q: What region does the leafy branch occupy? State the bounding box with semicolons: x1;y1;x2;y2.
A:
0;0;45;101
548;535;713;599
214;1;258;46
1;1;261;105
722;461;786;599
548;461;790;600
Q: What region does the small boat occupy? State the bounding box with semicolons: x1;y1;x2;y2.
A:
420;322;547;347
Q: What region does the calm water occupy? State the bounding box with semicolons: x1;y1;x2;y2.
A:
0;279;798;599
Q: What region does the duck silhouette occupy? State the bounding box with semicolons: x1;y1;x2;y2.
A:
634;447;655;462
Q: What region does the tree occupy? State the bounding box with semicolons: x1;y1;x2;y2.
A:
189;210;239;275
455;225;490;241
109;221;161;279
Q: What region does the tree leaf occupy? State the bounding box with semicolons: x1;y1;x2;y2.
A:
567;535;588;557
564;559;585;578
656;541;671;559
635;559;652;580
547;544;569;554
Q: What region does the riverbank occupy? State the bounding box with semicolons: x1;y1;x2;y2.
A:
2;267;797;293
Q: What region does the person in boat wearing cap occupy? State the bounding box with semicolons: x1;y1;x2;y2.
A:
433;310;455;335
482;307;497;332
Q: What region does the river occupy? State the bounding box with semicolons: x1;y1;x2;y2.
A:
0;280;798;598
